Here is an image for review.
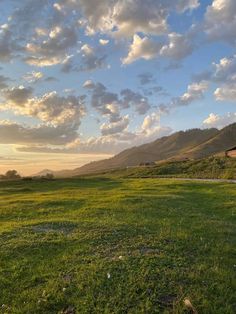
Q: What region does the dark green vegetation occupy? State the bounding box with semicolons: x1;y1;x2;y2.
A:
0;177;235;313
104;157;236;180
54;123;236;177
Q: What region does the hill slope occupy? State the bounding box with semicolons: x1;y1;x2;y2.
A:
54;123;236;177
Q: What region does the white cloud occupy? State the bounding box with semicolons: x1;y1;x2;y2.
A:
77;0;199;38
176;0;200;12
160;32;193;60
214;82;236;102
24;56;63;67
120;88;151;114
23;71;43;83
205;0;236;45
123;32;193;65
0;120;79;146
62;111;172;154
80;44;106;71
212;55;236;82
1;90;86;126
3;86;33;105
122;34;161;64
83;79;96;89
194;54;236;102
99;39;109;45
25;26;78;66
100;115;129;135
203;112;236;129
172;81;209;108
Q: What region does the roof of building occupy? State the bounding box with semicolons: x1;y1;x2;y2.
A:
226;146;236;152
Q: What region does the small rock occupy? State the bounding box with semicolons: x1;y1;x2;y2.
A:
183;298;198;313
61;305;76;314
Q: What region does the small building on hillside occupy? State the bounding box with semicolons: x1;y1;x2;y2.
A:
225;146;236;158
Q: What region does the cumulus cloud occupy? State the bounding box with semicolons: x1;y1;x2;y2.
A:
3;86;34;105
174;81;209;107
78;0;167;38
1;90;86;126
83;79;96;89
25;26;78;66
123;32;193;64
165;80;209;111
175;0;200;12
203;112;236;129
78;0;199;38
23;71;43;83
24;56;63;67
194;55;236;102
204;0;236;46
85;81;152;120
100;115;129;135
99;39;109;45
53;111;172;154
95;114;172;153
0;0;201;68
211;55;236;101
122;34;161;64
139;111;170;140
0;120;79;146
120;89;151;114
160;32;193;60
212;55;236;82
214;83;236;102
79;44;107;71
90;82;119;116
159;80;209;113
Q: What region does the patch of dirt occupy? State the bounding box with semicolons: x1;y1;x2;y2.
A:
60;306;76;314
157;294;178;308
30;222;77;234
139;247;160;255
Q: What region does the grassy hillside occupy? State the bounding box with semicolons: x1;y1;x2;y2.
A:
185;123;236;159
61;123;235;177
0;178;235;313
102;157;236;180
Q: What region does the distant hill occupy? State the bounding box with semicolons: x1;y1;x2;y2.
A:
33;169;54;177
53;123;236;177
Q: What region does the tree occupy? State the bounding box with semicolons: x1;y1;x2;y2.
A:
44;173;54;180
5;170;21;180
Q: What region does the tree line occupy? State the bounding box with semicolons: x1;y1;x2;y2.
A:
0;170;54;180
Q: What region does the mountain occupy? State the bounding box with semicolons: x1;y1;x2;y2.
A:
52;123;236;177
183;123;236;159
33;169;54;177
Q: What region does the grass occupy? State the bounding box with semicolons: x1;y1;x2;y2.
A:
102;157;236;180
0;177;235;313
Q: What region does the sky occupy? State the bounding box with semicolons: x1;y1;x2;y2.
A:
0;0;235;175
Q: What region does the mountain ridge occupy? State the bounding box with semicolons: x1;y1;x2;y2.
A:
51;123;236;177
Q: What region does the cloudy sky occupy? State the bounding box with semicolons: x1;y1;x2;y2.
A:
0;0;235;175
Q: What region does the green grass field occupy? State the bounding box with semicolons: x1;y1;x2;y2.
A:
0;177;235;313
